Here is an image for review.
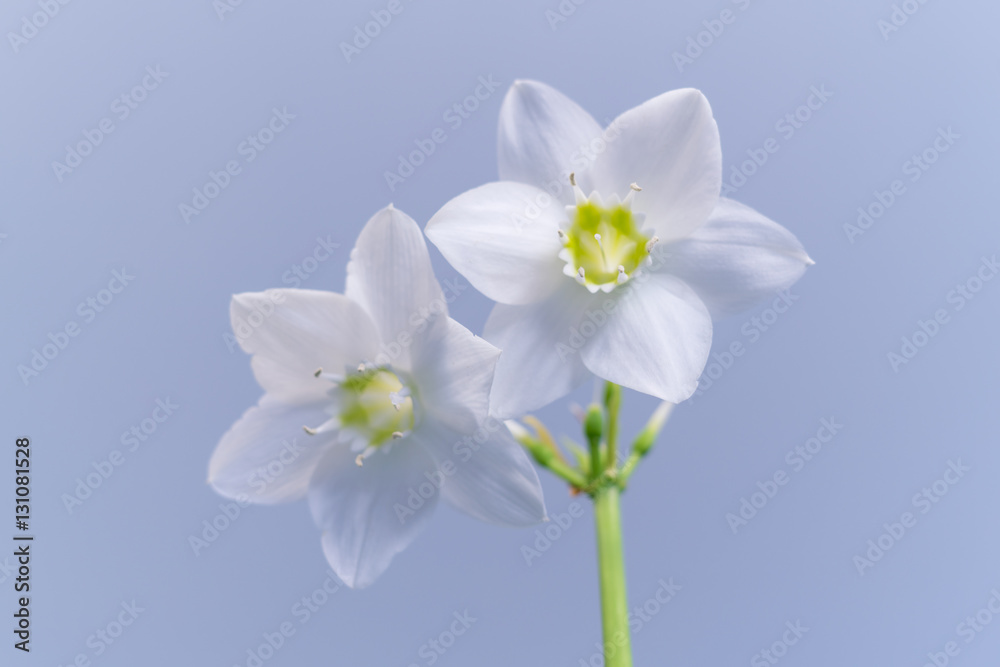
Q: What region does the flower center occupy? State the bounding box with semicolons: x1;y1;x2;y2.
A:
559;178;656;293
303;364;416;466
337;367;415;447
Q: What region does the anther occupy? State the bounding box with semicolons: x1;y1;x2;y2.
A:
645;236;659;253
355;445;377;467
576;267;586;284
569;172;587;204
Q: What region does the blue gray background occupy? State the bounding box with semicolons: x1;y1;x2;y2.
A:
3;0;999;665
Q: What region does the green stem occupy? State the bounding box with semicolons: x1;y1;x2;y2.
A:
593;484;632;666
604;383;621;471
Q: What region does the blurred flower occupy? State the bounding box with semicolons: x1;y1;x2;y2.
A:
427;80;813;418
209;205;545;588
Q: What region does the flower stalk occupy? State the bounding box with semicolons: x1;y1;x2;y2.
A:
593;484;632;667
512;382;676;666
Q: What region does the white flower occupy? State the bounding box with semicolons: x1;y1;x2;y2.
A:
208;205;546;589
426;80;813;418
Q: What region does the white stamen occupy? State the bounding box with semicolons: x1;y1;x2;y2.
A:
617;266;628;284
623;183;642;207
569;172;587;204
356;363;366;373
313;367;345;383
302;417;340;436
576;267;586;284
389;387;411;411
594;233;609;266
645;236;659;253
557;229;567;241
392;431;404;440
355;445;377;467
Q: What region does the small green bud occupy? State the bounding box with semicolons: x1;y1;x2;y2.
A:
631;402;674;458
584;404;604;446
632;430;655;457
528;440;555;466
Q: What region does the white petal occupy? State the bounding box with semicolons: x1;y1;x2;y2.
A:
591;88;722;242
581;273;712;403
498;79;604;199
345;206;445;370
426;181;566;305
209;395;336;504
483;280;598;418
409;315;500;434
231;289;381;403
661;198;813;318
412;418;546;526
308;441;439;589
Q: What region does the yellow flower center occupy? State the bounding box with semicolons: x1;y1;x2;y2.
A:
559;183;655;293
338;368;415;448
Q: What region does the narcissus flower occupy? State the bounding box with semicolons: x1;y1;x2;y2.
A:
209;205;546;588
426;80;813;418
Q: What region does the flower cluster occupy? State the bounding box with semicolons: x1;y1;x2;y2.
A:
209;80;811;588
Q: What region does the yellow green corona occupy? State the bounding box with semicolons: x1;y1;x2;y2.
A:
338;368;415;448
561;194;653;291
